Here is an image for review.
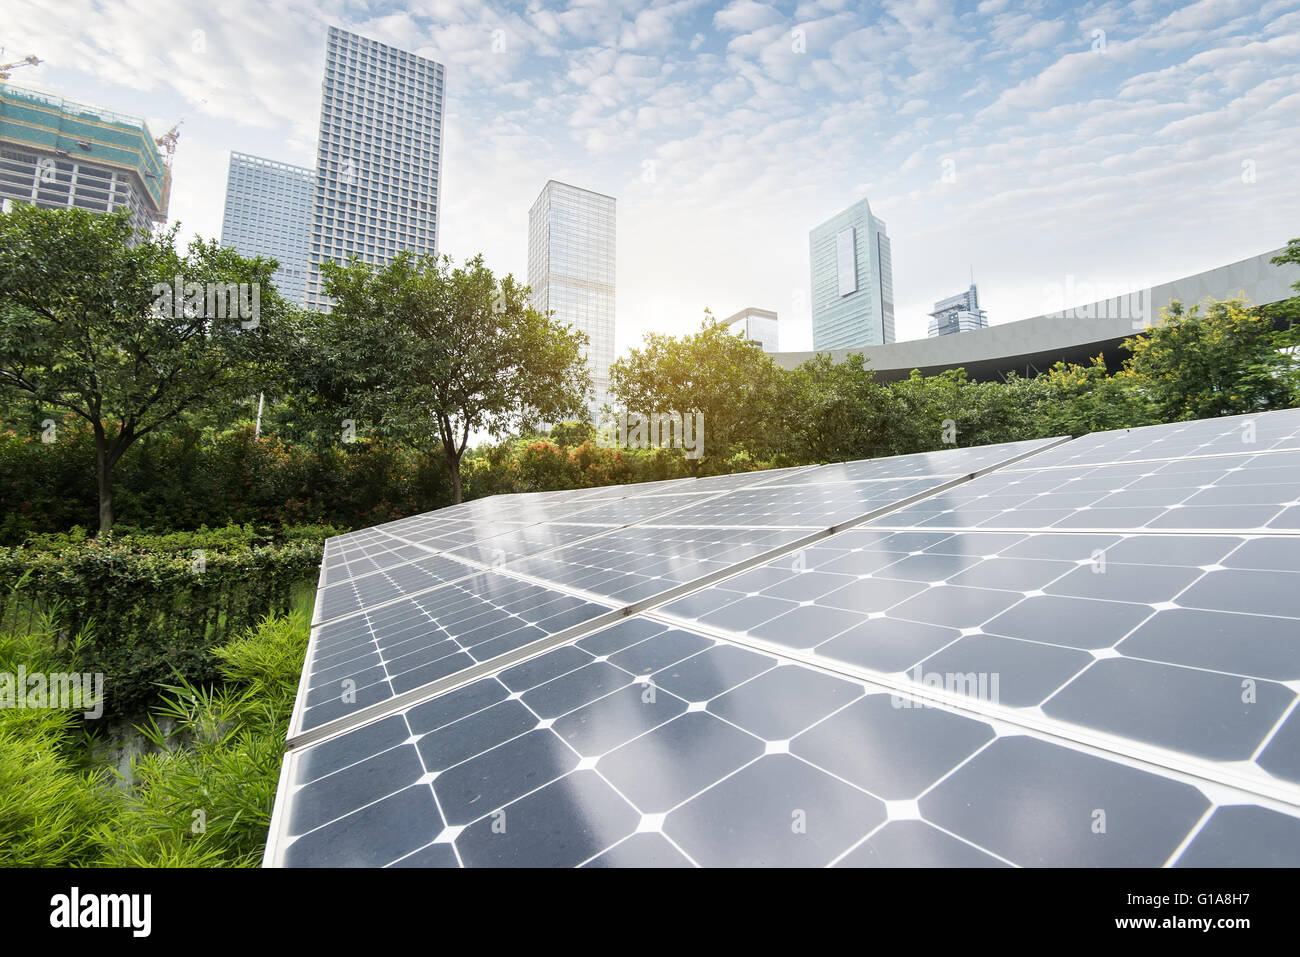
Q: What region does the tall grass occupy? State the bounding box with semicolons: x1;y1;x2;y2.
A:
0;600;309;867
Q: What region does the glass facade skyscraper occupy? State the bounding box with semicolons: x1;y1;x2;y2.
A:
722;307;779;352
928;283;988;337
220;152;314;307
809;197;894;350
527;181;616;417
306;26;445;310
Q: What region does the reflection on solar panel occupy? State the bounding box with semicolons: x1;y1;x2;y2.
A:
267;414;1300;867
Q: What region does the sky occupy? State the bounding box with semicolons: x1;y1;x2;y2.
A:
4;0;1299;353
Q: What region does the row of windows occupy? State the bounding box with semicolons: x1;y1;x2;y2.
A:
227;173;313;191
326;47;441;81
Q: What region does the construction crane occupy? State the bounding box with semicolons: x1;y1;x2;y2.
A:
155;121;181;157
0;53;42;81
152;120;181;223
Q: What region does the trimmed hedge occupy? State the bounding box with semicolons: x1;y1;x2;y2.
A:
0;528;333;715
0;420;453;543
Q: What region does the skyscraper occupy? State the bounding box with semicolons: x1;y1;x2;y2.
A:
808;197;894;350
527;181;616;417
722;307;779;352
305;26;445;309
220;152;314;307
0;84;169;234
928;283;988;337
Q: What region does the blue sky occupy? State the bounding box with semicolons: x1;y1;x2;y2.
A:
5;0;1299;351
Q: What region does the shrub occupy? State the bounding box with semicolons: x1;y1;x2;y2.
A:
0;421;451;543
0;528;328;715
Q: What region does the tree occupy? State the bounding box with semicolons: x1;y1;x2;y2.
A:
0;206;294;532
880;367;1032;455
1018;355;1154;437
1261;237;1300;335
782;353;891;462
1119;296;1298;421
302;252;590;503
548;420;597;448
607;312;789;468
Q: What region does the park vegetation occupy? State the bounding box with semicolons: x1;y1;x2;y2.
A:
0;205;1296;866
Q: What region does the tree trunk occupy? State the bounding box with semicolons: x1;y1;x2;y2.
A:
93;427;114;534
448;451;463;504
439;414;465;504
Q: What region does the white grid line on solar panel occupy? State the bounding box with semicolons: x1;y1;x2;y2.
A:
746;437;1068;487
525;491;733;525
323;528;393;552
291;571;619;736
648;527;1300;802
310;480;827;629
999;408;1300;471
265;615;1300;867
315;443;1047;590
869;449;1300;532
319;472;919;596
637;464;822;495
327;516;528;549
318;525;528;589
442;522;623;565
316;519;671;626
330;474;803;574
636;438;1074;527
354;493;615;539
323;529;407;556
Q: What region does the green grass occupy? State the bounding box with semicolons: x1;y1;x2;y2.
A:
0;606;309;867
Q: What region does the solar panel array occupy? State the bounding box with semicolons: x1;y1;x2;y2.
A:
267;411;1300;867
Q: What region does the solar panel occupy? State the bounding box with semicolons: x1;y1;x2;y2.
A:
873;451;1300;531
268;416;1300;866
271;616;1299;867
1000;408;1300;470
291;572;620;736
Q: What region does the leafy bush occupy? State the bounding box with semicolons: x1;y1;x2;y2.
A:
1120;297;1299;421
0;528;327;715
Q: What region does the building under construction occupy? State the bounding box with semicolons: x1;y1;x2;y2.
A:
0;83;171;235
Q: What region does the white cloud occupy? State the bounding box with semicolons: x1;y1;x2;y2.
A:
714;1;785;33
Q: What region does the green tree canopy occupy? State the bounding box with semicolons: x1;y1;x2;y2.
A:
782;353;891;462
1120;296;1298;421
607;312;789;466
0;205;295;532
299;252;590;502
1018;355;1155;437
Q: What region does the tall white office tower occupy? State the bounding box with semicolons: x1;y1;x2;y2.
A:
305;26;445;310
527;181;616;418
220;152;314;307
